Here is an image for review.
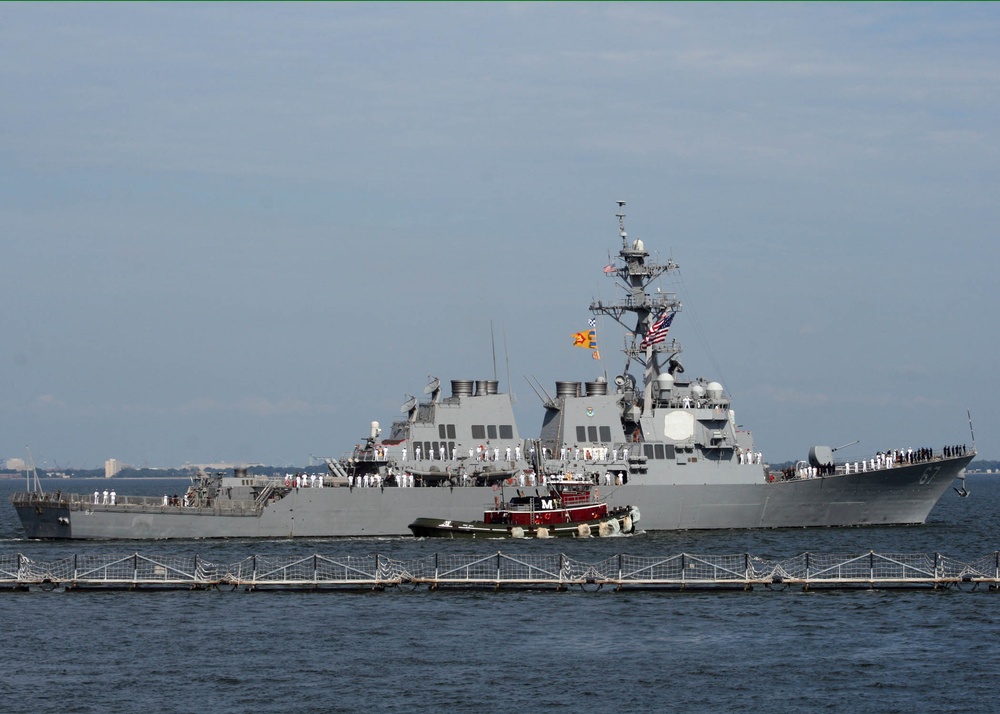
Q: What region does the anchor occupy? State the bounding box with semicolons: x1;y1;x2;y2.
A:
954;473;970;498
956;409;975;497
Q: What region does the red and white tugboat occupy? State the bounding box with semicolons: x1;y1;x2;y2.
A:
408;476;640;539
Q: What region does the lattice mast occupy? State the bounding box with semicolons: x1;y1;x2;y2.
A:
589;201;682;412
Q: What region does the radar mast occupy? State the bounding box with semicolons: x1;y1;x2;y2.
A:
590;202;682;412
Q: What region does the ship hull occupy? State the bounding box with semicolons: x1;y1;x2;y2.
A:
10;454;972;539
602;455;972;529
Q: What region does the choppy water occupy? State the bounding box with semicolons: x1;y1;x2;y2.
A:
1;476;998;713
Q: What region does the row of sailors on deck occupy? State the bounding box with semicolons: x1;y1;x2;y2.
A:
393;444;651;464
737;449;763;465
93;489;117;505
346;469;632;488
556;446;625;462
284;473;325;488
400;445;525;462
349;473;384;488
841;445;966;474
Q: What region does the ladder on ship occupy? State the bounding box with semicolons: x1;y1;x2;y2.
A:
254;484;277;509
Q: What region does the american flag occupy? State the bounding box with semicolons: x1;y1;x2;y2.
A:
603;263;617;274
640;311;675;349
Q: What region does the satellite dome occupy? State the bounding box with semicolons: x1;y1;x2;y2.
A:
632;239;645;252
707;382;724;399
655;373;675;387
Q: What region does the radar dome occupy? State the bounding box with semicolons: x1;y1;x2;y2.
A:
707;382;724;400
632;239;645;252
691;384;706;398
655;373;674;398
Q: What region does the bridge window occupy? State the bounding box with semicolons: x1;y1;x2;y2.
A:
471;424;511;441
599;426;612;442
447;424;457;439
576;426;586;442
587;426;598;442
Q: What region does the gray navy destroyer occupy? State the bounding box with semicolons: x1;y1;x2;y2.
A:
11;202;975;539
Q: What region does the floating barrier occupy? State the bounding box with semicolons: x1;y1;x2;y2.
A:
1;551;999;592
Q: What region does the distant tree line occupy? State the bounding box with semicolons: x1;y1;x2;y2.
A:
967;460;1000;472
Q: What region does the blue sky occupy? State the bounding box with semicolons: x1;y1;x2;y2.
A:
2;3;998;468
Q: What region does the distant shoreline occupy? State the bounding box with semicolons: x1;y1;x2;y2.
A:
0;475;191;481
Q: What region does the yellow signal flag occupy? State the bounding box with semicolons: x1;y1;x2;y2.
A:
571;330;597;349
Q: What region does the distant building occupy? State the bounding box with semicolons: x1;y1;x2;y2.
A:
104;459;125;478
